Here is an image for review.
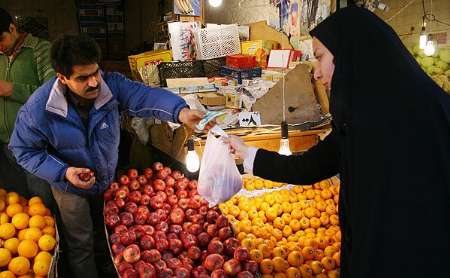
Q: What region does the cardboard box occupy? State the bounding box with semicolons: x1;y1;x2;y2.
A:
197;93;226;106
241;40;280;68
128;50;172;80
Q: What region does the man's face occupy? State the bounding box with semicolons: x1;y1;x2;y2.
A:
0;24;18;55
312;37;335;90
58;64;101;100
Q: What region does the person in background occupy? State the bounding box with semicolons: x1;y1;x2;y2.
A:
227;6;450;278
9;34;208;278
0;7;55;208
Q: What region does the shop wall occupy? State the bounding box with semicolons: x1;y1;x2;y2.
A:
1;0;79;40
375;0;450;48
205;0;279;27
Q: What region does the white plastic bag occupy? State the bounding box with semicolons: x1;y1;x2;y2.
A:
198;132;242;207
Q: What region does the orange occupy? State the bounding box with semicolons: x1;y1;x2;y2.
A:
6;193;19;205
18;197;27;207
274;273;287;278
17;230;26;241
330;215;339;226
228;205;240;217
0;213;8;224
272;257;289;273
327;270;340;278
333;251;341;267
262;275;274;278
0;223;16;240
316;236;328;249
302;246;315;260
299;217;310;229
311;260;324;274
28;203;47;217
281;202;292;213
260;259;274;274
321;257;336;271
287;251;304;267
314;249;325;260
272;246;287;258
334;230;341;242
281;213;291;224
238;210;248;220
237;232;247;241
334;194;339;204
28;196;43;206
0;271;15;278
291;208;302;220
0;200;5;213
35;251;52;263
38;235;56;252
11;213;29;230
266;207;278;221
305;189;315;200
258;244;272;258
23;228;42;242
293;186;303;193
299;264;313;278
249;249;263;263
310;217;321;229
28;215;46;230
272;229;283;241
320;189;332;200
241;238;255;250
326;205;337;215
0;248;12;267
273;217;285;230
33;259;50;276
324;246;337;257
286;242;300;252
8;256;30;275
320;213;330;226
247;209;258;220
42;226;56;237
286;267;301;278
316;200;327;212
17;240;38;259
289;219;301;232
6;204;23;217
316;274;328;278
282;226;293;237
3;238;19;255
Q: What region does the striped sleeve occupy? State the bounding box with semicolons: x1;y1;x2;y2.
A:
34;40;55;83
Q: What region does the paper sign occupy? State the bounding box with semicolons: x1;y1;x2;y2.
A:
239;112;261;127
268;49;292;68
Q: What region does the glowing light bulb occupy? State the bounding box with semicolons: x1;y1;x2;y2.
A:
186;139;200;172
208;0;223;8
424;40;436;56
278;121;292;156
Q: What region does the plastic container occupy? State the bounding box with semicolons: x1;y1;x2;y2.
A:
226;54;257;69
158;61;205;87
194;25;241;60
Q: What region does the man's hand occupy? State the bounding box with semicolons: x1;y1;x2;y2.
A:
178;108;215;131
65;167;96;189
223;135;250;160
0;80;13;97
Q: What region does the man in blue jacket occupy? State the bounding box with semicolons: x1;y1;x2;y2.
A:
9;34;205;278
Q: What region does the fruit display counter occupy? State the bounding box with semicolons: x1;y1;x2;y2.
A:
0;189;58;277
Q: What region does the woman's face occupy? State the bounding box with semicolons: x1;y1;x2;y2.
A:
312;37;335;90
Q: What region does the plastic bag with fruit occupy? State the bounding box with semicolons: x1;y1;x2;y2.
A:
198;131;242;207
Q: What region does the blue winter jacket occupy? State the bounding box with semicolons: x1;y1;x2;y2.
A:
9;71;187;196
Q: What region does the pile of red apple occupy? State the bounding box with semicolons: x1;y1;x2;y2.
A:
103;162;258;278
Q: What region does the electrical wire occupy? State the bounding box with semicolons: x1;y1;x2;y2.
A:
422;0;450;27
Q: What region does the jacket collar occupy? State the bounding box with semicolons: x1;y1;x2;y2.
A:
45;72;113;118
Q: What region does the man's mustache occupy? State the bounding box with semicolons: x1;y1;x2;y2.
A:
86;85;99;92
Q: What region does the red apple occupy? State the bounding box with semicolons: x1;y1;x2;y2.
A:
190;214;204;225
156;190;167;201
206;224;218;237
181;233;198;249
142;184;153;195
170;207;185;224
203;254;225;272
111;243;125;255
115;224;128;234
168;195;178;206
136;261;156;278
119;175;130;186
115;188;128;200
153;179;166;191
150;196;163;210
167;257;182;269
169;224;182;234
188;180;198;190
117;261;132;274
165;176;175;187
237;271;254;278
218;226;233;241
156;221;169;233
125;202;138;214
197;232;210;248
104;200;119;215
140;194;151;206
142;249;160;263
153;259;167;272
165;187;175;196
187;223;202;235
143;168;153;179
172;170;184;180
120;212;134;227
158;268;173;278
216;215;229;229
224;238;240;256
206;210;219;224
103;189;113;201
134;212;148;225
127;169;139;179
78;169;94;182
120;231;136;246
198;206;208;216
154;231;167;241
188;189;198;198
105;213;120;228
153;162;163;171
115;197;126;208
223;259;242;276
244;260;258;274
210;269;226;278
140;235;155;250
187;246;201;260
156;238;169;252
162;251;175;262
178;198;189;210
109;232;121;244
141;225;154;236
234;247;249;262
208;240;224;254
169;238;183;254
175;180;188;191
123;244;140;263
110;182;120;191
137;175;148;185
176;190;188;199
174;267;190;278
129;180;140;191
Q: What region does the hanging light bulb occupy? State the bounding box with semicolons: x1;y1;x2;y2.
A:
419;26;427;50
278;121;292;156
186;138;200;172
424;37;436;57
208;0;223;8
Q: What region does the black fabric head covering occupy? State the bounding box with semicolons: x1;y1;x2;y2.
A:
310;7;450;278
0;8;13;33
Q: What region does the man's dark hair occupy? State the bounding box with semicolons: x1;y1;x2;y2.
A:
0;8;13;34
51;34;101;77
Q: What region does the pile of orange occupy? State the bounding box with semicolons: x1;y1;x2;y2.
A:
219;176;341;278
0;188;57;277
242;176;286;191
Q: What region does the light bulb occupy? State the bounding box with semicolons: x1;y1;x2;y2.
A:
278;138;292;156
186;139;200;172
208;0;223;8
419;32;427;49
278;121;292;156
424;40;436;56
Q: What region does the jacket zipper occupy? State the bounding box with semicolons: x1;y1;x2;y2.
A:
3;59;11;137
